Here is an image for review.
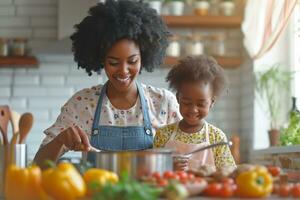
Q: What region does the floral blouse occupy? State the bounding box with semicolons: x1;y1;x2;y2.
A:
154;122;236;169
42;84;181;150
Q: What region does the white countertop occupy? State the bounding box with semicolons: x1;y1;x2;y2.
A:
251;145;300;155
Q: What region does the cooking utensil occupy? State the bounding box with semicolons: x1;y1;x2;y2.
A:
85;148;173;179
0;105;10;145
18;113;33;144
10;110;20;135
183;141;232;156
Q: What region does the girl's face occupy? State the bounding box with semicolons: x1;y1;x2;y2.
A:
177;81;215;127
104;39;141;93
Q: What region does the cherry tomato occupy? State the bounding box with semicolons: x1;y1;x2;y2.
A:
267;166;281;177
157;178;168;187
163;171;175;179
204;183;222;197
291;183;300;198
278;183;293;197
152;172;161;180
176;171;188;180
221;178;235;185
187;173;195;180
219;183;234;198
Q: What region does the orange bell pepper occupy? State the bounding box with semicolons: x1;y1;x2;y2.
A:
5;164;50;200
41;162;86;200
236;165;273;198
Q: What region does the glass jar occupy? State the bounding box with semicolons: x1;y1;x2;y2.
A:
210;33;226;56
185;34;204;56
11;38;27;56
0;38;9;57
166;35;181;57
194;0;210;16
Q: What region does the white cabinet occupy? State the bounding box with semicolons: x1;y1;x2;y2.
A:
58;0;98;39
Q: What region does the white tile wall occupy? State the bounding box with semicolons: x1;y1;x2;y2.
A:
0;0;255;162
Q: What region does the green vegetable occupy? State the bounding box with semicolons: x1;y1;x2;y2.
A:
280;111;300;146
164;180;188;200
91;172;161;200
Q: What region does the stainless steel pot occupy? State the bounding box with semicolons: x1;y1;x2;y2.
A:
83;148;173;179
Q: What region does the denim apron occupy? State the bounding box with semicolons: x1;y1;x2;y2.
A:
90;82;153;151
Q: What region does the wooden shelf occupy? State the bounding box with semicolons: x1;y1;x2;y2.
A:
0;56;38;68
164;56;242;69
162;15;243;28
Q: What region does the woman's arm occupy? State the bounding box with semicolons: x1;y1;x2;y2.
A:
33;136;65;169
34;126;91;169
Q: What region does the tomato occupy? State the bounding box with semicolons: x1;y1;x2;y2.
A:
152;172;161;180
204;183;222;197
278;183;292;197
187;173;195;180
157;178;168;187
176;171;188;180
291;183;300;198
267;166;281;177
163;171;175;179
221;178;235;185
219;184;234;198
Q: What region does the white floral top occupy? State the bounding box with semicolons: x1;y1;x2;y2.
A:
42;84;181;148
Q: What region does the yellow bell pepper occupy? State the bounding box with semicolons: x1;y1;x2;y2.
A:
83;168;119;196
5;164;50;200
236;165;273;198
42;162;86;200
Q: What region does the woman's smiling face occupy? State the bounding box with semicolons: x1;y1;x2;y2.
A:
104;39;141;93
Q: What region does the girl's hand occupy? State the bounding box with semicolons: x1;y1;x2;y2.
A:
55;126;91;151
173;155;190;171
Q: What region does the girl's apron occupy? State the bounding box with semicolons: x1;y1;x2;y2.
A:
164;122;215;170
90;82;153;151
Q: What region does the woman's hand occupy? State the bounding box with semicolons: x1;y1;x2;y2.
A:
55;126;91;151
173;155;190;171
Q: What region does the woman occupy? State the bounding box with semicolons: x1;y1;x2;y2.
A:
34;0;181;167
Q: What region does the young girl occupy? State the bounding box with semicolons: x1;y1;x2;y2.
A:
154;55;236;171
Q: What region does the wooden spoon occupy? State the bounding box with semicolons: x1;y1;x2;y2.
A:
10;110;21;135
18;113;34;144
0;105;10;145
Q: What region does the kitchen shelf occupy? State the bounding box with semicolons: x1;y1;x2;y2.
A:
164;56;242;69
0;56;38;68
162;15;243;28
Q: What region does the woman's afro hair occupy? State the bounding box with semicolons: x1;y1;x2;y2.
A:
166;55;227;98
70;0;171;76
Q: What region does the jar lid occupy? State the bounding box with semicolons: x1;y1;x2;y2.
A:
186;34;203;41
212;33;226;40
13;38;28;42
169;35;181;41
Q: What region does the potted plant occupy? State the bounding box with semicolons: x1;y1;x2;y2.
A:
165;0;185;16
219;0;236;16
255;65;293;146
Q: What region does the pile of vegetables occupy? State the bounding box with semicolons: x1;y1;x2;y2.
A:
280;111;300;145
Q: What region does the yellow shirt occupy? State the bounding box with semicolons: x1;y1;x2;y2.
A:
154;122;236;169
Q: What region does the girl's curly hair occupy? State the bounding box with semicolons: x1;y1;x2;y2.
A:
70;0;170;76
166;55;227;98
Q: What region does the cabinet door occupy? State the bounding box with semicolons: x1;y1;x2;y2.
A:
58;0;98;39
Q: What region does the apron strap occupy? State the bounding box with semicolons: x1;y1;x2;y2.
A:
136;82;152;135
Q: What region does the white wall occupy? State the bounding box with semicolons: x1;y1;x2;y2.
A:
0;0;252;161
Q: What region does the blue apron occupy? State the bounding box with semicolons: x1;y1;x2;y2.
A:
90;81;153;151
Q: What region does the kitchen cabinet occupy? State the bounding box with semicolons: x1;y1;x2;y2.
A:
162;15;244;69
